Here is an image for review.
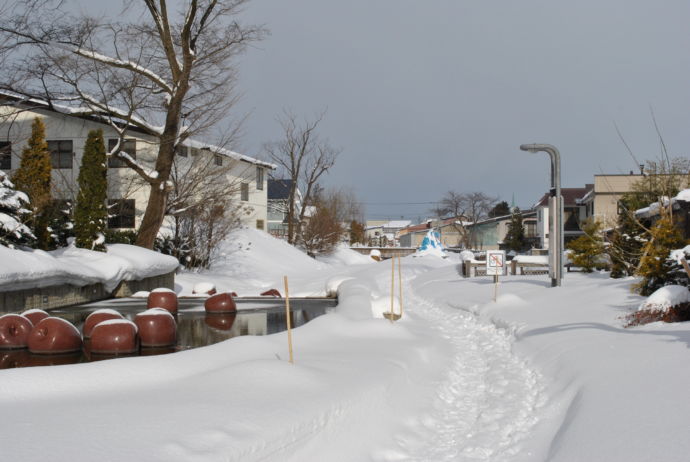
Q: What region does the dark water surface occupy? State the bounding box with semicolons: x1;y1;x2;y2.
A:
0;297;336;369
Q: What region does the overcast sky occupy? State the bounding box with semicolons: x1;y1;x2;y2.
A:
90;1;690;221
226;0;690;221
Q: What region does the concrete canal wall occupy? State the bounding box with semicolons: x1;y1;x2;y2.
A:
0;271;176;312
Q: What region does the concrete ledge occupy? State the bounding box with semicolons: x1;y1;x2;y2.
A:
0;271;176;312
112;271;175;298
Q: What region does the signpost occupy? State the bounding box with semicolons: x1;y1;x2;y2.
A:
486;250;506;302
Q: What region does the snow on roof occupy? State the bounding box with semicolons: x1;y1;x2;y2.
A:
183;139;275;169
384;220;412;229
0;90;275;170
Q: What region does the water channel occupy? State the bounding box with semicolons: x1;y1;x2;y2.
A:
0;297;337;369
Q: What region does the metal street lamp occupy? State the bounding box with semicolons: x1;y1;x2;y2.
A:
520;143;563;287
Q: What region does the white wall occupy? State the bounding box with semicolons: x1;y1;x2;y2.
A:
0;105;269;231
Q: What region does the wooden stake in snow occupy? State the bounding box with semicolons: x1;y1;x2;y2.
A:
398;255;404;317
283;275;294;364
383;255;402;321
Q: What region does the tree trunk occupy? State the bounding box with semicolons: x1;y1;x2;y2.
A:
136;185;168;248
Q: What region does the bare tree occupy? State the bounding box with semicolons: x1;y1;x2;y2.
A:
161;147;254;267
0;0;265;248
299;188;345;257
263;110;340;244
432;190;497;248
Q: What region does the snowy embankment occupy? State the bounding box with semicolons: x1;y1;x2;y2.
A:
0;243;179;292
3;228;689;461
0;244;178;291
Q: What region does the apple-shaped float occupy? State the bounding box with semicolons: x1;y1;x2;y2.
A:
134;308;177;347
0;314;34;349
204;292;237;314
90;319;138;354
28;317;82;354
147;288;178;313
82;309;124;338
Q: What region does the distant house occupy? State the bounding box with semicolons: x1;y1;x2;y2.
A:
468;210;538;251
364;220;411;247
0;92;274;232
534;186;592;249
399;218;464;248
267;179;298;238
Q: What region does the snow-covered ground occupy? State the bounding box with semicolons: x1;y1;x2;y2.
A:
1;228;689;461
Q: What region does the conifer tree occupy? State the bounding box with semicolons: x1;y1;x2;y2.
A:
12;117;52;249
74;129;108;251
504;207;528;252
608;194;648;278
635;212;688;295
567;219;606;273
0;171;34;248
349;220;365;245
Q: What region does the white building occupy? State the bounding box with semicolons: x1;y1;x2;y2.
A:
365;220;411;247
0;93;274;232
533;186;591;249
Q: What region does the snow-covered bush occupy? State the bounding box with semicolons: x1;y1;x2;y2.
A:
567;219;606;272
0;171;34;248
627;285;690;326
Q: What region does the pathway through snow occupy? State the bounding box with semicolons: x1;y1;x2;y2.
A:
380;271;546;461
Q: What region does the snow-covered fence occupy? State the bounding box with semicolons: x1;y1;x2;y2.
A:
462;257;549;277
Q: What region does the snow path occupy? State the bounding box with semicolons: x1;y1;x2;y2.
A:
383;272;546;461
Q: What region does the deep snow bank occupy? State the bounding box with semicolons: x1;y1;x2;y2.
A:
0;243;178;292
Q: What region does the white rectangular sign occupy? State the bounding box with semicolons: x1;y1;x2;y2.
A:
486;250;506;276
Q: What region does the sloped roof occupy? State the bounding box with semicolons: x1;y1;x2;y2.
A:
534;186;593;208
267;179;293;200
0;89;275;169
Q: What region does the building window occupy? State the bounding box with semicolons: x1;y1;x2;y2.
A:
107;199;136;228
47;140;73;169
214;154;223;166
175;145;188;157
191;148;199;157
256;167;264;190
256;219;264;230
0;141;11;170
107;139;137;168
241;182;249;201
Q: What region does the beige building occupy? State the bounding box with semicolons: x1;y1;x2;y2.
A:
579;174;645;228
0;95;274;232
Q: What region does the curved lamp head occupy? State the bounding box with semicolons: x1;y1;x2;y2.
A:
520;143;546;154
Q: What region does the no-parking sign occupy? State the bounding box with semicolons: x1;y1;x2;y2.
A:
486;250;506;276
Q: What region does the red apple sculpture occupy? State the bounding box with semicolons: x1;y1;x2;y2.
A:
28;317;82;354
0;314;34;349
134;308;177;347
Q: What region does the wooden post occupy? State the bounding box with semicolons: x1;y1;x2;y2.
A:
389;256;395;322
398;255;403;317
283;275;294;364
